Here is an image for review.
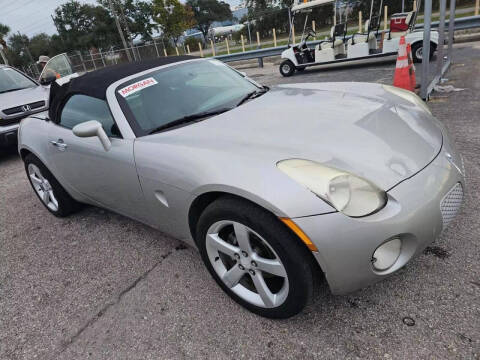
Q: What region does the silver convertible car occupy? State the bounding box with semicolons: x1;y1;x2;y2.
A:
18;56;465;318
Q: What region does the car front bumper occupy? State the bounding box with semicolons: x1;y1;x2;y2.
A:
0;124;19;147
294;145;465;295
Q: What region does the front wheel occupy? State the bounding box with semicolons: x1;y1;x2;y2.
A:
196;197;315;318
411;42;435;63
279;60;295;77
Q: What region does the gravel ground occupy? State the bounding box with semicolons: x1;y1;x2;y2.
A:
0;42;479;360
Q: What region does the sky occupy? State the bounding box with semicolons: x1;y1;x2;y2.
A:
0;0;242;38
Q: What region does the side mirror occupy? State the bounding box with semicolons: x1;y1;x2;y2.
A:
72;120;111;151
40;73;57;86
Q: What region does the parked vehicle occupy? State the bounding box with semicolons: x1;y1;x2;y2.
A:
279;0;438;76
0;65;49;148
18;56;465;318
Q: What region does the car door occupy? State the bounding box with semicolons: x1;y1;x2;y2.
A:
47;94;148;220
39;53;74;83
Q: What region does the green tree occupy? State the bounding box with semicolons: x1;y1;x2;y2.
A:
98;0;156;41
28;33;53;60
6;33;31;68
153;0;196;46
186;0;232;41
53;0;120;50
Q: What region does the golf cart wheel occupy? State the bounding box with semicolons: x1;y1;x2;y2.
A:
279;60;295;77
196;196;315;318
411;42;435;63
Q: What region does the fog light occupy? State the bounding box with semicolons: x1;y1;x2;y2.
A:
372;238;402;271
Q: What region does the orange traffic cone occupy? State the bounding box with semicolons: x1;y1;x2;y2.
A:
393;36;414;91
406;43;417;90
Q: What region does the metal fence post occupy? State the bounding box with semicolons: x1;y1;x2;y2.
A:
89;49;97;70
77;51;87;72
99;49;106;67
154;39;160;57
436;0;447;76
137;45;142;60
256;31;263;68
420;0;432;99
447;0;456;61
210;40;216;56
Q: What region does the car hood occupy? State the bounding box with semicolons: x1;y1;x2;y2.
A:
144;82;443;191
0;85;49;116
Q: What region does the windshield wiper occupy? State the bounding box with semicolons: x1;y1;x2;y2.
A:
236;88;268;107
148;108;232;134
0;87;29;94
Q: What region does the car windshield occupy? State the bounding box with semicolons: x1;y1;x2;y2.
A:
0;67;36;93
116;59;262;135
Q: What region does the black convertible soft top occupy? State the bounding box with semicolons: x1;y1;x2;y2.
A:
48;55;198;121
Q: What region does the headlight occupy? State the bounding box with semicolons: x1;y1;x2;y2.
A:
382;84;432;115
277;159;386;217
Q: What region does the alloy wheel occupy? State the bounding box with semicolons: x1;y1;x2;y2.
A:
28;163;59;212
205;220;289;308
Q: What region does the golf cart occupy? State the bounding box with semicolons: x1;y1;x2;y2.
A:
279;0;439;76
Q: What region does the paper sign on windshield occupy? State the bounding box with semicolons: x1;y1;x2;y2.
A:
118;77;158;97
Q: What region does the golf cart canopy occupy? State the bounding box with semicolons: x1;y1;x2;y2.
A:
291;0;335;13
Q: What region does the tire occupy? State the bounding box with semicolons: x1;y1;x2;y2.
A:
279;60;295;77
24;154;81;217
196;196;315;318
411;42;435;63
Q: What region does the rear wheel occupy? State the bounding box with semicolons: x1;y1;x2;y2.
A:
196;197;315;318
24;154;81;217
411;42;435;63
279;60;295;77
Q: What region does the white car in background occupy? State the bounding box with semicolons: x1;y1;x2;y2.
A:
0;65;49;148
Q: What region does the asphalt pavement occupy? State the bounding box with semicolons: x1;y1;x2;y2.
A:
1;42;479;359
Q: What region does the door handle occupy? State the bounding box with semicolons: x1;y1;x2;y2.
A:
50;139;68;150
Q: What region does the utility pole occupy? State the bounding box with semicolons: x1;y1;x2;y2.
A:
116;0;137;61
108;0;132;62
246;15;252;46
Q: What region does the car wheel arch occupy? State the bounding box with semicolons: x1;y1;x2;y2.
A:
187;191;324;271
20;148;32;161
188;191;274;244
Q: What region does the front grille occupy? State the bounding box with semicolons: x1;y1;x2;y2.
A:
440;182;463;227
2;106;22;115
29;101;46;110
2;100;46;115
